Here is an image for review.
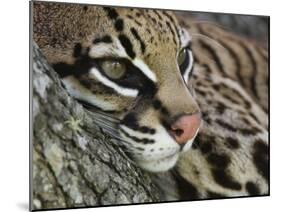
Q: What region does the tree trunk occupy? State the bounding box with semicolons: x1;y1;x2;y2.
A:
31;42;161;210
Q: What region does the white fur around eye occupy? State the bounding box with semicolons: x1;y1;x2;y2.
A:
180;28;192;47
89;67;139;97
62;76;116;110
132;58;157;82
89;37;129;58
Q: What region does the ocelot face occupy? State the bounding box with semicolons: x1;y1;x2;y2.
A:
34;4;201;172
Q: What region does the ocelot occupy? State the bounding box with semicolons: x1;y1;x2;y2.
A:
33;1;268;200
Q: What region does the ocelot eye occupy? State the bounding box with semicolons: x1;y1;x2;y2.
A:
100;60;127;79
177;47;194;81
177;47;192;73
177;48;187;67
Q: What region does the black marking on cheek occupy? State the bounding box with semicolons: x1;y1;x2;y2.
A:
121;113;138;129
103;7;119;19
121;114;156;135
120;128;155;144
118;34;136;59
93;35;112;44
253;140;269;182
139;126;156;134
52;63;76;78
130;27;146;53
161;107;170;116
211;169;242;190
73;43;82;58
152;99;170;116
245;181;261;195
152;99;162;110
114;19;124;31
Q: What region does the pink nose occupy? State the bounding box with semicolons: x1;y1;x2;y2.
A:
169;113;201;145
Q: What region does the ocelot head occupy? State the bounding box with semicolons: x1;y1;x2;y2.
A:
34;3;202;172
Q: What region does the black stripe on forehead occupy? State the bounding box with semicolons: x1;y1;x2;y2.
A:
103;7;126;33
103;7;119;19
118;34;136;58
153;10;164;21
130;27;146;54
162;11;181;47
165;21;177;45
115;19;124;31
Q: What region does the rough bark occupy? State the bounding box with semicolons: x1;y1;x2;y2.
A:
31;43;161;210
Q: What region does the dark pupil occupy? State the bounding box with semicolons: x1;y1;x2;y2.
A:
179;49;190;74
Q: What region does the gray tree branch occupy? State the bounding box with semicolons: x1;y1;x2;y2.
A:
31;42;161;210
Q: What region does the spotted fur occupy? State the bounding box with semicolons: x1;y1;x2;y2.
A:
33;1;268;200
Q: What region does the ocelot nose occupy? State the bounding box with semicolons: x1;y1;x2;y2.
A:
169;113;201;145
